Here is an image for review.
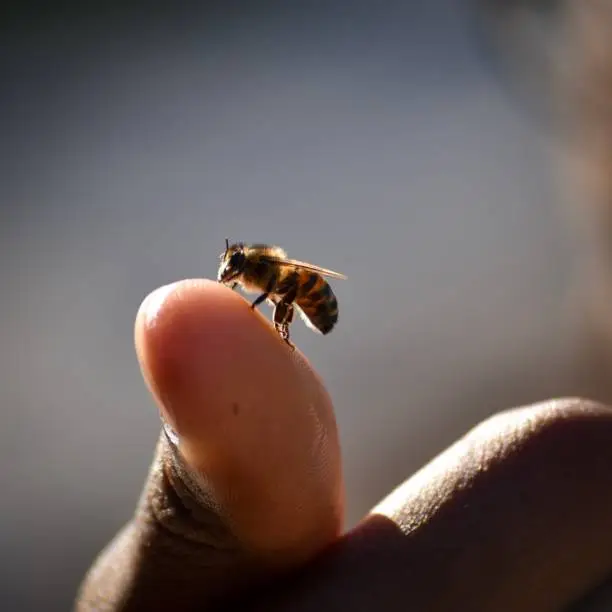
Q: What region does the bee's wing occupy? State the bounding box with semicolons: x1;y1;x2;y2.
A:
261;256;347;280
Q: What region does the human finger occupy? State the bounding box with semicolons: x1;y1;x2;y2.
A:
76;279;344;610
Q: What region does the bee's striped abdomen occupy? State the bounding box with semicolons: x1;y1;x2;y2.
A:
296;273;339;335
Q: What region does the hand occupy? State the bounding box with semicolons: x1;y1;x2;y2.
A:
76;280;612;611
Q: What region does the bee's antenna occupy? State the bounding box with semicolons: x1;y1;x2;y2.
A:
225;237;230;252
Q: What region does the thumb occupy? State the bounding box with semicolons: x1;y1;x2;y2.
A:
76;279;344;610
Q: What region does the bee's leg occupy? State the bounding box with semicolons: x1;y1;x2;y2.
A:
280;288;297;317
250;293;269;310
271;281;298;348
281;329;295;350
273;302;296;350
279;323;295;350
273;302;290;328
230;282;238;290
274;301;295;326
284;305;295;325
250;277;277;310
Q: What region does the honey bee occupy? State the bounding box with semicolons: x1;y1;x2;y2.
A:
217;239;346;348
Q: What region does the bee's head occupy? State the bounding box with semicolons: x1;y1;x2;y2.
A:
217;238;247;284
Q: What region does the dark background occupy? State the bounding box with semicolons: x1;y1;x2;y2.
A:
4;1;612;610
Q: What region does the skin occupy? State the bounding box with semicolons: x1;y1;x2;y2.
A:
76;279;612;611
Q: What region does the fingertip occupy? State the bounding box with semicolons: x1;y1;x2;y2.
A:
135;279;309;431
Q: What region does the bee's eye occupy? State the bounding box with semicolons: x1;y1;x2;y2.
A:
229;252;244;268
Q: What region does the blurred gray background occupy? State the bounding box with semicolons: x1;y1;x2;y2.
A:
4;1;612;610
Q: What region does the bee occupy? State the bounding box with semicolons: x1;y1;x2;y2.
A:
217;239;347;349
